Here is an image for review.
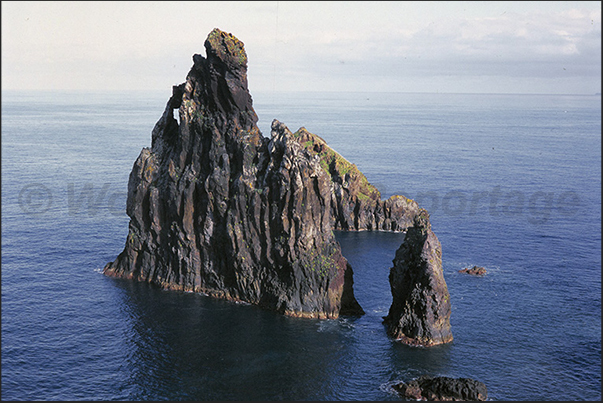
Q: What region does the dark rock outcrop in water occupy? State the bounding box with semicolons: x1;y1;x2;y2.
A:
383;211;453;346
104;28;450;335
393;375;488;401
459;265;487;276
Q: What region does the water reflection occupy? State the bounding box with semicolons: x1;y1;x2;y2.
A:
106;229;455;400
110;279;363;400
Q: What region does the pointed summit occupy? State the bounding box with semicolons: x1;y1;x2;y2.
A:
204;28;248;69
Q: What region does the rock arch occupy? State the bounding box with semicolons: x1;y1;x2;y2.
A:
104;28;452;347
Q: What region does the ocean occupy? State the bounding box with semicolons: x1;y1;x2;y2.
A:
1;90;600;400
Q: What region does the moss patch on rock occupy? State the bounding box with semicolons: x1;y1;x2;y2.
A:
292;127;379;201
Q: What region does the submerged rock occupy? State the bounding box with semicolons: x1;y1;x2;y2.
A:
458;266;487;276
393;375;488;401
383;211;453;346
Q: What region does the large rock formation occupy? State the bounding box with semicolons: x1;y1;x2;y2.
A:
104;28;452;339
383;211;453;346
104;28;364;318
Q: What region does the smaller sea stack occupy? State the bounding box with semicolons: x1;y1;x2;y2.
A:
383;210;453;346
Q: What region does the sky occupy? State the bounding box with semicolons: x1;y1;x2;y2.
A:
2;1;601;94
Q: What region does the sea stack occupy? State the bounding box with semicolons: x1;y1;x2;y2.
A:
103;28;364;318
104;28;451;331
383;210;453;346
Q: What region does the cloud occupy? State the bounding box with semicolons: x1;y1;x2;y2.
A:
2;1;600;94
260;4;601;93
286;7;600;64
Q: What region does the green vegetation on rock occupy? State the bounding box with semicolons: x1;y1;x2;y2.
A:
206;28;247;67
292;127;379;202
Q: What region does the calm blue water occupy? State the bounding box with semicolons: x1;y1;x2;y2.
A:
2;90;601;400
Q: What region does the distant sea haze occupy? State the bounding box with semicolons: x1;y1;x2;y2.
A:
2;90;600;400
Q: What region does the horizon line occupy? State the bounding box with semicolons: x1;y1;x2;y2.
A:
1;89;600;97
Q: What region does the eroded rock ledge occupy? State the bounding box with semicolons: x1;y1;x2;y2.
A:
104;28;452;341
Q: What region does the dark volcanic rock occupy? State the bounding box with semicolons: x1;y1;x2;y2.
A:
103;28;447;326
393;375;488;401
290;127;420;232
103;28;369;318
307;135;457;346
383;211;453;346
458;266;487;276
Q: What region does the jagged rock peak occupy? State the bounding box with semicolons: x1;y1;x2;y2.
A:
204;28;248;69
103;29;367;319
181;28;258;135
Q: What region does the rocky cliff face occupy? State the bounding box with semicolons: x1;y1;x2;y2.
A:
382;211;453;346
104;28;451;339
290;127;420;232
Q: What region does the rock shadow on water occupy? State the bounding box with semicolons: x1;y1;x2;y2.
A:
107;277;377;400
